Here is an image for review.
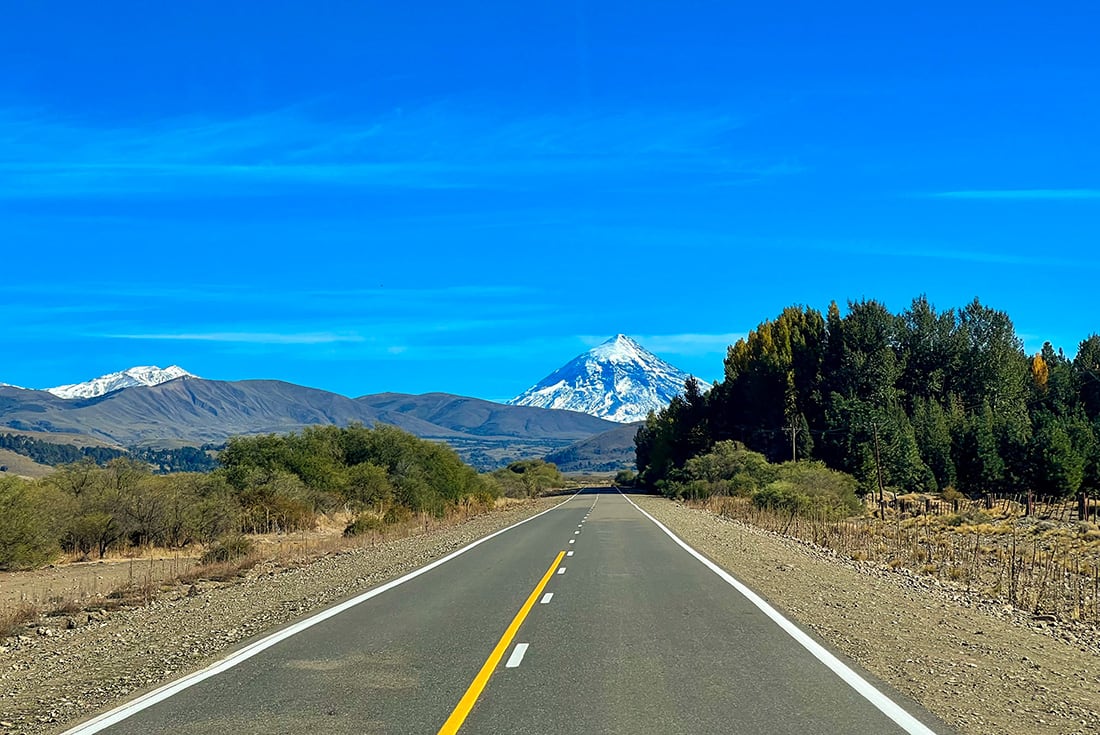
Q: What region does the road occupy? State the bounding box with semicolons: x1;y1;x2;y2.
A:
64;489;954;734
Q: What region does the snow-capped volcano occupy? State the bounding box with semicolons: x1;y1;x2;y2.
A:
508;335;702;423
46;365;196;399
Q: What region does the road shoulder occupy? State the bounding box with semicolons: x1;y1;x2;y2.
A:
631;494;1100;735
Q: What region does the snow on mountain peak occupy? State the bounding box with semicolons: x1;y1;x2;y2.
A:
589;334;647;363
46;365;196;399
508;335;704;423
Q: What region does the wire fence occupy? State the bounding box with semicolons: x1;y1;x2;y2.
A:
697;493;1100;622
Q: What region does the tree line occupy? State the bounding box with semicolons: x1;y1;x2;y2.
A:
637;296;1100;500
0;433;221;473
0;433;125;466
0;423;504;570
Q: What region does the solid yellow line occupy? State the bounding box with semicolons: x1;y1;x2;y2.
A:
437;550;566;735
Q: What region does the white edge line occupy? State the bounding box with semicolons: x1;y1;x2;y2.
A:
540;592;553;604
504;642;529;668
60;492;581;735
616;490;939;735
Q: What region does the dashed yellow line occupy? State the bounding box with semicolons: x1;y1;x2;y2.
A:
437;550;566;734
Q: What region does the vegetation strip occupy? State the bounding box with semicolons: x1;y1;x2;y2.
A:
2;425;571;573
437;550;566;735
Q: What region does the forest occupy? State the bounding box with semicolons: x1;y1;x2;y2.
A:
636;297;1100;502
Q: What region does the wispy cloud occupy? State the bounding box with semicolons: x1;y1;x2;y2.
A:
3;283;543;313
0;104;798;199
102;331;367;345
929;189;1100;200
813;239;1086;269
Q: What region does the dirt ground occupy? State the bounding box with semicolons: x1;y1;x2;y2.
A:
1;556;198;611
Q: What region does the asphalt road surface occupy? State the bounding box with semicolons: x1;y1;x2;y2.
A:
64;489;954;735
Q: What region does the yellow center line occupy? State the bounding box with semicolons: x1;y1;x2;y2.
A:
437;550;566;734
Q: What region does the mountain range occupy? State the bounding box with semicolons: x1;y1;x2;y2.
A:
0;378;624;471
1;335;698;471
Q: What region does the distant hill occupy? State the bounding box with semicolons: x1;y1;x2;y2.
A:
0;379;621;471
358;392;617;440
0;378;377;447
543;423;641;473
0;448;55;479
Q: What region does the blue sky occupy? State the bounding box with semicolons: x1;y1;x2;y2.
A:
2;1;1098;400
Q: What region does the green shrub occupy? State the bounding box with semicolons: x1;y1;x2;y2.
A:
200;535;254;564
945;508;993;526
383;505;413;525
491;460;564;498
614;470;637;487
0;477;64;570
343;513;385;537
752;481;809;515
750;462;860;519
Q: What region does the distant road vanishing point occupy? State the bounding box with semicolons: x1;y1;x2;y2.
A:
62;489;953;735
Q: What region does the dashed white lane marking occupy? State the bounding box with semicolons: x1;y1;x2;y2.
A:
540;593;553;604
557;567;566;575
505;643;529;668
574;530;580;535
566;551;574;557
616;490;939;735
578;524;583;527
568;539;575;544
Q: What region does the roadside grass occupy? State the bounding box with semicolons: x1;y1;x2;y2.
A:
694;494;1100;622
0;602;38;639
45;597;83;617
1;494;539;639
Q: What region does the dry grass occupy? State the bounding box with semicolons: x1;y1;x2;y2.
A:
2;498;513;633
0;602;38;638
696;494;1100;622
44;597;83;617
178;555;262;585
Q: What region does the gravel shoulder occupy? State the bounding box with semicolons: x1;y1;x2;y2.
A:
0;496;566;734
632;494;1100;735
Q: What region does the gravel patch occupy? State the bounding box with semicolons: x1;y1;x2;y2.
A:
632;494;1100;735
0;496;565;735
